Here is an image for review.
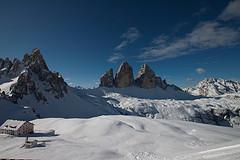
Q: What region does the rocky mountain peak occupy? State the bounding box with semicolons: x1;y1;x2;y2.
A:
23;48;49;72
186;78;240;96
114;61;134;88
0;48;68;103
99;68;114;87
99;61;183;91
137;64;155;76
2;58;13;70
135;64;156;88
9;58;22;75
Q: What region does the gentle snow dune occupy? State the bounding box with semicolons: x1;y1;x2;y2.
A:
0;116;240;160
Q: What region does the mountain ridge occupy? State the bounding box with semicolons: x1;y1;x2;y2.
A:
0;49;240;127
186;77;240;97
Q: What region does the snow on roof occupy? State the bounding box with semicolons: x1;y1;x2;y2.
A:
0;120;33;131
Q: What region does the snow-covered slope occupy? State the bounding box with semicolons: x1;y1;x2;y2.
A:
0;49;120;123
85;87;240;126
0;76;19;95
0;98;36;124
0;116;240;160
88;86;195;100
0;87;120;124
186;78;240;97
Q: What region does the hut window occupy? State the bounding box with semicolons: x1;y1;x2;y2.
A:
10;125;17;128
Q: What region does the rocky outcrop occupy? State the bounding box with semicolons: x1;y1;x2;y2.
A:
0;48;68;103
0;58;13;75
10;71;39;102
9;58;22;76
0;58;5;69
99;62;182;90
114;61;134;88
100;68;114;87
3;58;13;70
44;72;68;99
135;64;156;88
186;78;240;96
23;48;49;73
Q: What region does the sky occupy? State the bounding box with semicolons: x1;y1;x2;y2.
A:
0;0;240;88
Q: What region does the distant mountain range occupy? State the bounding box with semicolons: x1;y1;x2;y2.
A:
186;78;240;97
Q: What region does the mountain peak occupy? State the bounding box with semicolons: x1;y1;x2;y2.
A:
135;64;156;88
115;61;134;88
186;78;240;96
99;61;182;91
0;49;68;103
23;48;49;71
137;64;155;77
99;68;114;87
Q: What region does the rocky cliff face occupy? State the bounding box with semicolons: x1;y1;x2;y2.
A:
99;68;114;87
114;61;134;88
135;64;156;88
0;48;68;103
99;62;183;91
186;78;240;97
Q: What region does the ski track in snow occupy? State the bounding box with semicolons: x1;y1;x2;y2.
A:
178;143;240;160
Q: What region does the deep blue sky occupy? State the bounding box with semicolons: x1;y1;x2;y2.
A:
0;0;239;88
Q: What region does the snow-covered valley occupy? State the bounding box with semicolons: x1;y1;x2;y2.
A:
85;87;240;127
0;116;240;160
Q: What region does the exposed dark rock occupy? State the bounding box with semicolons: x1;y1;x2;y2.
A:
161;79;168;89
10;71;37;100
23;48;49;73
135;64;156;88
0;48;68;103
45;72;68;98
0;58;5;69
3;58;13;70
114;61;134;88
99;62;183;91
9;58;22;75
100;68;114;87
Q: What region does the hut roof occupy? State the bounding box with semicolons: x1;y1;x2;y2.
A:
0;120;33;131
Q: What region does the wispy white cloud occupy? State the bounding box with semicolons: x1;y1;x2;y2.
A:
107;52;124;63
108;27;140;63
196;67;206;74
218;0;240;21
138;0;240;62
115;27;140;51
139;22;240;61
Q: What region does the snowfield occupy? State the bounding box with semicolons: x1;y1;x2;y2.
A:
0;116;240;160
0;76;19;95
1;86;240;127
86;88;240;126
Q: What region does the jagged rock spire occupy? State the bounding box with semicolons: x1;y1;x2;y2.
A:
135;64;156;88
98;61;178;90
23;48;49;72
114;61;134;88
0;48;68;103
99;68;114;87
